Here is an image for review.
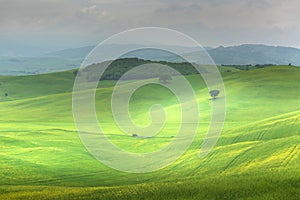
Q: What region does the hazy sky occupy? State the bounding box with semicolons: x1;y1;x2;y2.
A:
1;0;300;54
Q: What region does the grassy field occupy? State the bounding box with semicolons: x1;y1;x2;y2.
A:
0;66;299;199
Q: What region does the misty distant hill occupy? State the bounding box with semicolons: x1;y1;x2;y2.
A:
0;44;300;75
44;46;95;59
208;44;300;65
46;44;300;66
44;44;204;60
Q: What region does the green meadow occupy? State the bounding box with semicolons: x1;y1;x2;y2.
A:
0;65;299;199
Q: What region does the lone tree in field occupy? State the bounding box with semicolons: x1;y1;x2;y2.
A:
73;70;79;76
209;90;220;100
159;74;172;84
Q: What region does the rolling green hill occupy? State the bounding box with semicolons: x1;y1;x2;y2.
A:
0;65;299;199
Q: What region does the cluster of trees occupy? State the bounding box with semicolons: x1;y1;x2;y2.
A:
76;58;199;81
74;58;221;100
75;58;289;82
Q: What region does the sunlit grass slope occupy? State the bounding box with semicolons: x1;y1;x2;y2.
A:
0;66;299;199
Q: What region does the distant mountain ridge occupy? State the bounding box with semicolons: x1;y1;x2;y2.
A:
44;46;95;59
208;44;300;65
0;44;300;75
44;44;207;60
46;44;300;65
